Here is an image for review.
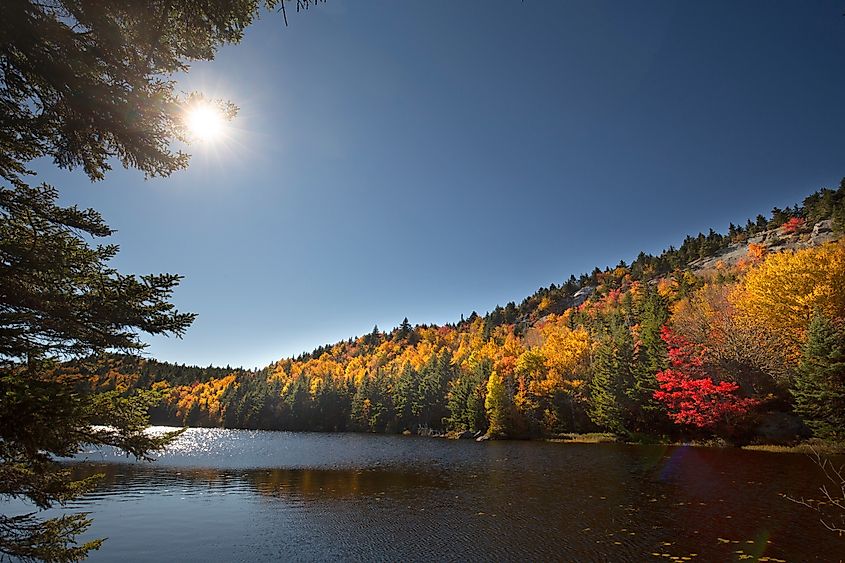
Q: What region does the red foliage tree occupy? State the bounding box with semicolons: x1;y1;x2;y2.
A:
782;216;806;234
654;326;758;431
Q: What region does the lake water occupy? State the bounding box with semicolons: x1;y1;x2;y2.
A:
16;428;845;561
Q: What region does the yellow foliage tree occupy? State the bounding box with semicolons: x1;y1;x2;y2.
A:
485;369;511;436
733;241;845;362
672;282;792;388
540;325;590;384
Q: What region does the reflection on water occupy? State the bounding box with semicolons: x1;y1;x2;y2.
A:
22;430;845;561
72;463;445;502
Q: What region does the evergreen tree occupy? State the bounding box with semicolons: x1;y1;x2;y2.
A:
282;374;312;430
446;360;489;433
395;317;413;341
745;218;756;234
589;338;624;434
793;315;845;440
0;1;320;558
312;376;350;432
0;185;194;559
417;350;452;429
350;375;372;431
769;207;790;228
627;289;670;434
503;302;518;324
588;322;634;435
393;362;419;430
364;325;381;347
369;370;395;432
833;179;845;233
349;369;395;433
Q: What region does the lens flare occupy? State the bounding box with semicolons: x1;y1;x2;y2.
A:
184;102;225;142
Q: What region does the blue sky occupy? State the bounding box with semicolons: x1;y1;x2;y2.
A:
41;1;845;369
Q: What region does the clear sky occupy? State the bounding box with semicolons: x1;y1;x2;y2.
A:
39;1;845;369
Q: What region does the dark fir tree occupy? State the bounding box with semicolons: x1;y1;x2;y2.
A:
446;360;490;433
417;350;453;429
793;315;845;441
395;317;418;344
393;362;420;430
627;287;670;435
588;322;634;436
0;0;319;559
0;185;194;560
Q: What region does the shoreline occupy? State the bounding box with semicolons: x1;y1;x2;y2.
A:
543;434;845;455
149;424;845;455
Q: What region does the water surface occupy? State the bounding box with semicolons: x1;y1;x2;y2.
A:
21;429;845;561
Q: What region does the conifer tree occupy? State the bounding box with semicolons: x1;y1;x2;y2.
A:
1;1;319;558
393;362;419;430
627;288;670;434
588;329;630;435
396;318;413;341
446;360;489;433
793;315;845;440
0;184;194;560
418;350;452;429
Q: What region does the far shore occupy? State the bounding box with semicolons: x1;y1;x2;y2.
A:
546;433;845;454
143;425;845;455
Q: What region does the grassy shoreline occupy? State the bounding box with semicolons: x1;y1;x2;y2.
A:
541;433;845;454
740;440;845;455
545;433;618;444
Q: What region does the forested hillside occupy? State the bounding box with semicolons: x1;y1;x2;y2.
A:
74;179;845;444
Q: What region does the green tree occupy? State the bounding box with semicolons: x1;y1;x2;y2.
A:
363;325;381;347
0;185;194;560
0;0;293;184
0;1;318;559
351;370;393;433
446;360;489;433
395;317;413;341
588;323;633;436
417;349;453;429
627;288;670;434
793;315;845;441
393;362;420;430
588;338;623;434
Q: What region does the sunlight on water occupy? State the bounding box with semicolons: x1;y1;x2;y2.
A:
52;430;845;561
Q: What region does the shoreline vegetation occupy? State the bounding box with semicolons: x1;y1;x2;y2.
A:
406;428;845;454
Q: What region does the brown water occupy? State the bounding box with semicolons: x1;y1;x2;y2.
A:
23;429;845;561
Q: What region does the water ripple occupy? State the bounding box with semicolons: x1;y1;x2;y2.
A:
26;429;842;562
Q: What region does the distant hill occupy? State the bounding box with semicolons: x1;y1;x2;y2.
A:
76;178;845;444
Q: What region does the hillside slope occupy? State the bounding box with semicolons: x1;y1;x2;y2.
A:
77;179;845;444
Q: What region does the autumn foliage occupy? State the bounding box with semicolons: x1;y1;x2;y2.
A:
782;216;806;234
73;183;845;444
654;327;758;432
733;241;845;362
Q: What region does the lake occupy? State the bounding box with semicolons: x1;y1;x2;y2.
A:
19;428;845;561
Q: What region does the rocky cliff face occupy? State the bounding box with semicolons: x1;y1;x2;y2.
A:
687;219;840;274
517;219;841;331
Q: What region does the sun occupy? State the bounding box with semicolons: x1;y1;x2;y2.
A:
184;102;226;142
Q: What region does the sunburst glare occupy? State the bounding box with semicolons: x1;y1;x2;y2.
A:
184;102;227;142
